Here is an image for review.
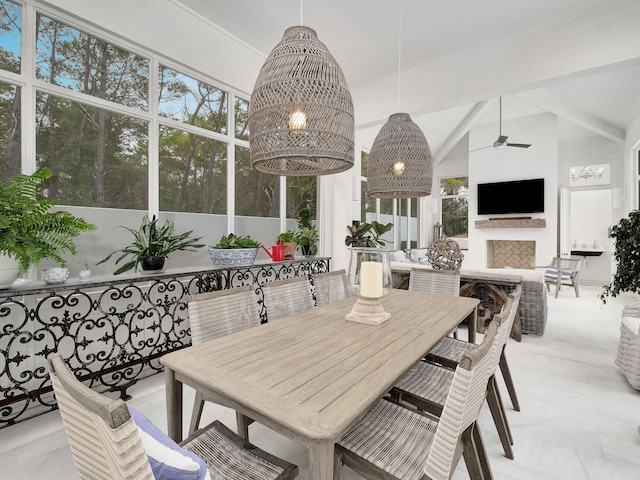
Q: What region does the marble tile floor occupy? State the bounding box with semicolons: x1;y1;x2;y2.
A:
1;285;640;479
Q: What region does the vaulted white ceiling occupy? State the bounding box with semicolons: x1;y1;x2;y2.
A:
175;0;640;157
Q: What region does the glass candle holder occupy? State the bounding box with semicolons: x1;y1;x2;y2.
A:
345;248;392;325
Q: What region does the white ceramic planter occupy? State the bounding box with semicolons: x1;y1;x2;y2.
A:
0;254;20;289
208;248;258;266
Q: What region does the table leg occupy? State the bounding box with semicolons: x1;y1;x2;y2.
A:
308;439;335;480
165;367;183;442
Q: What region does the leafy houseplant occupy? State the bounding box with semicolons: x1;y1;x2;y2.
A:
600;209;640;304
296;208;318;256
209;233;261;266
0;168;96;277
345;220;394;248
213;233;260;249
99;215;204;274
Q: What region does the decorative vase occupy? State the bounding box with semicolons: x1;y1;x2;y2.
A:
140;256;166;272
0;254;20;289
345;248;392;325
42;267;70;284
282;242;297;260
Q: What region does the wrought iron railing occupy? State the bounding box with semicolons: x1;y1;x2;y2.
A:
0;257;329;428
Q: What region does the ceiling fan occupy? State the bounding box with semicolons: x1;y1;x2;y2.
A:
472;97;532;151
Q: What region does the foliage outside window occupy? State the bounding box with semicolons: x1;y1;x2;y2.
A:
440;176;468;239
159;65;227;134
0;81;19;181
234;96;249;140
36;14;149;111
159;125;226;214
0;1;315;226
0;0;20;74
235;145;278;217
36;92;149;209
287;176;316;219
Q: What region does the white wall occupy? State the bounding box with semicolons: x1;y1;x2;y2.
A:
467;113;558;269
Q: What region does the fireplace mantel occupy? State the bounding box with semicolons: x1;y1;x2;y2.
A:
475;218;546;228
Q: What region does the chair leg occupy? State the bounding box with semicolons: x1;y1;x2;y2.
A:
499;350;521;412
573;280;580;298
472;421;493;480
189;391;205;436
462;423;493;480
486;375;514;459
555;276;561;298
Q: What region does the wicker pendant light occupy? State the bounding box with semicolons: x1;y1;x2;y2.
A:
366;1;432;198
367;113;433;198
248;26;355;176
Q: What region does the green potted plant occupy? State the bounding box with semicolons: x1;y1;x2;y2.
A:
277;230;298;259
345;220;394;248
209;233;261;266
296;208;318;256
600;209;640;304
98;215;204;274
0;168;96;288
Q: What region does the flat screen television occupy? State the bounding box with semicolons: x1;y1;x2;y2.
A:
477;178;544;215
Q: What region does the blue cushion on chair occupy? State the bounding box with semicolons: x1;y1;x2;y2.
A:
129;407;210;480
544;265;572;281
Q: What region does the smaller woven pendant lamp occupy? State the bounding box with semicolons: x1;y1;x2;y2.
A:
366;113;433;198
367;0;432;198
248;26;355;176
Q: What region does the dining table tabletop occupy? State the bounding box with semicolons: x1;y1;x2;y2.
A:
161;288;479;480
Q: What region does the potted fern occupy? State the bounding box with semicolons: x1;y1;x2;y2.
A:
0;168;96;288
98;215;204;274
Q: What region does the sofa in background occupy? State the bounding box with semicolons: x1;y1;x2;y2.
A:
390;253;548;337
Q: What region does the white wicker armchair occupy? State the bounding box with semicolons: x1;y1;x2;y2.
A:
616;303;640;389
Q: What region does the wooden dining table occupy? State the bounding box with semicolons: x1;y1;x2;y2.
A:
161;289;479;480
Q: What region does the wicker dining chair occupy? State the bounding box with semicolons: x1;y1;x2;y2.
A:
48;354;298;480
335;320;500;480
427;284;523;413
409;268;463;339
408;267;460;295
188;286;261;436
262;276;316;321
310;269;350;306
391;297;517;460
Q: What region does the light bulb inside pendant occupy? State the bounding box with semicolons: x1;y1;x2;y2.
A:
392;160;406;176
288;105;307;134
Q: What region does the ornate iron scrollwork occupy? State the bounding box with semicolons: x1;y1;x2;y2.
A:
0;258;329;428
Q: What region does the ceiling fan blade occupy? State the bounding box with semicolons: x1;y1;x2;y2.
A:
470;145;494;152
506;143;531;148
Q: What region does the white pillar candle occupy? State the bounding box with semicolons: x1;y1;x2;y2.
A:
360;261;383;298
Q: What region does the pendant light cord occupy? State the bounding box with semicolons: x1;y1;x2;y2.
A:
398;0;401;111
300;0;303;26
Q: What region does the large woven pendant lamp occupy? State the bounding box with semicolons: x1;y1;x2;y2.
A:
248;25;355;176
366;1;432;197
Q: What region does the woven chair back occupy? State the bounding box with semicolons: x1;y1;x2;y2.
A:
48;354;154;480
312;270;350;306
188;286;261;345
408;268;460;296
423;318;501;479
262;277;315;322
